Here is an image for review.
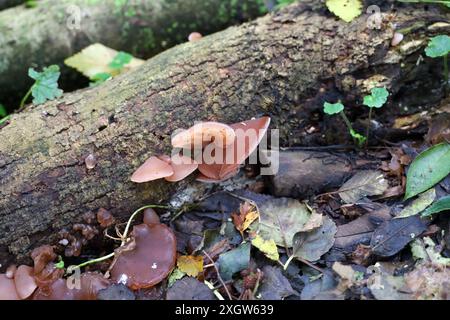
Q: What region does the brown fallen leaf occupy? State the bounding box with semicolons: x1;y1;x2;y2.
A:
232;201;259;236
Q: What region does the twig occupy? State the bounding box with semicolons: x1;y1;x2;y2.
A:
203;250;233;300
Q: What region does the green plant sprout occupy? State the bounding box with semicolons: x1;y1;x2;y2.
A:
323;101;367;147
20;65;63;110
425;35;450;85
363;87;389;146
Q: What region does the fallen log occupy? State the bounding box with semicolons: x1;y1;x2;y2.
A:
0;0;22;10
0;0;271;108
0;1;448;266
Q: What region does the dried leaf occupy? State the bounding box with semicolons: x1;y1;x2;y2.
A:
218;242;251;281
292;216;337;262
177;255;203;277
338;170;389;204
371;215;428;257
166;277;215;300
250;198;315;247
258;266;299;300
64;43;144;80
232;201;259;235
251;235;279;261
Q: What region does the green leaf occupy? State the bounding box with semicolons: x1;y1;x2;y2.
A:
218;242;251;281
421;195;450;217
28;65;63;105
168;268;186;287
55;257;65;269
404;142;450;200
0;104;7;118
425;35;450;58
325;0;363;23
291;216;337;262
89;72;112;87
109;52;133;70
363;87;389;109
323;102;344;115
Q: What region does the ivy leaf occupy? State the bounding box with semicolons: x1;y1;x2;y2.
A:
28;65;63;105
425;35;450;58
177;255;203;277
251;235;279;261
326;0;363;23
363;87;389;109
421;195;450;217
405;142;450;200
323;102;344;115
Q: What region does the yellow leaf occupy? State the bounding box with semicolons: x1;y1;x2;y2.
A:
177;255;203;277
326;0;362;23
251;235;279;261
64;43;145;79
232;201;259;235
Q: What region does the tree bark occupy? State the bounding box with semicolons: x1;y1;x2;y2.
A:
0;2;448;266
0;0;22;10
0;0;271;109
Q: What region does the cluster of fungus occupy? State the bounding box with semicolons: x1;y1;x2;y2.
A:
131;116;271;184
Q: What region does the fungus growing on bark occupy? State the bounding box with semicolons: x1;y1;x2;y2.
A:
197;116;271;181
188;32;203;42
14;265;38;299
5;265;16;279
0;274;19;300
171;122;235;149
143;208;160;225
33;272;110;300
391;32;404;47
131;156;174;183
164;154;198;182
110;224;177;290
97;208;115;228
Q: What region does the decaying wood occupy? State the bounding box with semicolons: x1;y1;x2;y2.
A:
266;150;353;198
0;0;270;106
0;2;448;266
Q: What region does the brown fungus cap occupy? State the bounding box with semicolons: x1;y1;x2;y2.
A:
0;274;20;300
14;265;38;299
171;122;236;149
131;156;174;183
110;224;177;290
143;208;160;225
164;154;198;182
197;116;271;182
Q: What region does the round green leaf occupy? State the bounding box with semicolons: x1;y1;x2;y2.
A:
363;87;389;108
425;35;450;58
323;102;344;115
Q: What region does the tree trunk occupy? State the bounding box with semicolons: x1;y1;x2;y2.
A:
0;0;22;10
0;0;271;109
0;2;448;266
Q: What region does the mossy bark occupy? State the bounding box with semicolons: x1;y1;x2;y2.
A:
0;0;271;109
0;2;448;266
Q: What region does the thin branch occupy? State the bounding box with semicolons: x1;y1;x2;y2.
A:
203;250;233;300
